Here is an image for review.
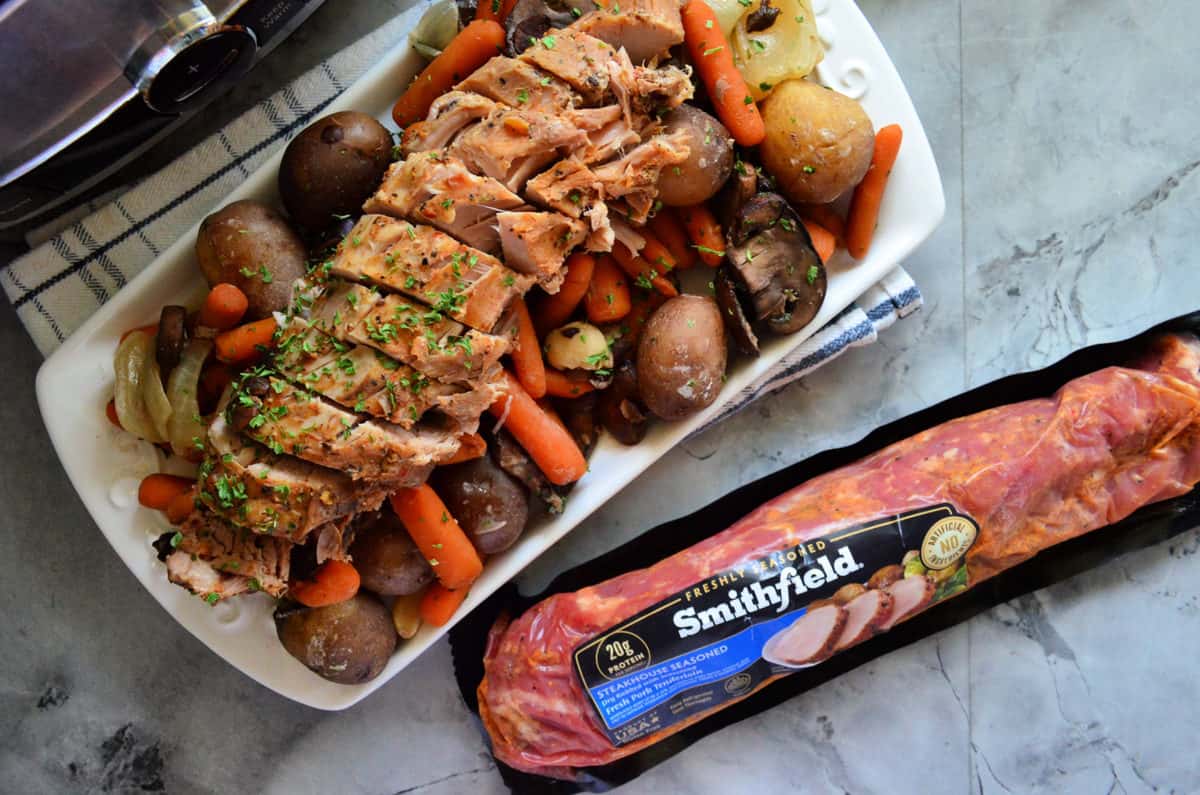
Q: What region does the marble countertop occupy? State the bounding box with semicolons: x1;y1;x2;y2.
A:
3;0;1199;792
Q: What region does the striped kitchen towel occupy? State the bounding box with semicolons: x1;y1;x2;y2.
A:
0;2;922;416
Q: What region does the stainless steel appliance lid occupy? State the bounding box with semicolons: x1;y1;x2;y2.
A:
0;0;256;187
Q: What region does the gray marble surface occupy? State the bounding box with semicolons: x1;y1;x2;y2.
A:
2;0;1199;793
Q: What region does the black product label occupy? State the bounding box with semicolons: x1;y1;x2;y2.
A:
572;504;979;746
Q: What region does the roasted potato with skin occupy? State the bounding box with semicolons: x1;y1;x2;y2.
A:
276;593;397;684
637;296;727;421
759;79;875;205
349;511;434;596
432;456;530;555
278;111;393;231
195;200;306;319
656;106;735;207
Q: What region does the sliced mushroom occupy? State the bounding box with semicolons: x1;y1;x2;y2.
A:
745;0;780;32
725;192;827;336
553;393;600;457
156;305;188;374
490;426;568;513
505;0;581;55
716;161;758;231
714;267;759;356
596;360;648;445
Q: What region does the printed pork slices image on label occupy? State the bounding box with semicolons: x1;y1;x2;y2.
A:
572;505;980;746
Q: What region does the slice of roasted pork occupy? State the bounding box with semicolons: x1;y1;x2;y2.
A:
832;589;895;651
202;405;386;539
448;106;589;192
363;151;525;254
455;56;577;113
518;28;617;104
525;158;604;219
163;510;292;599
761;604;847;666
309;282;509;386
571;0;684;64
606;48;694;118
497;211;588;291
233;376;461;480
275;318;472;428
879;575;936;631
402;91;497;155
591;130;690;223
329;214;532;332
566;105;642;163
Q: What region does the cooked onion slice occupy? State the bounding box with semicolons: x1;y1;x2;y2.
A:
167;339;213;459
114;331;167;444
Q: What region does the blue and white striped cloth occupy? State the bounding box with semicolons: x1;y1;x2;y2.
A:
0;8;922;422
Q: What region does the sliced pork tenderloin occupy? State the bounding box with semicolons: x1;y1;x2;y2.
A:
163;510;292;599
363;151;525;254
879;575;936;630
571;0;684;64
761;604;847;666
309;281;509;386
591;130;690;223
329;214;532;332
401;91;497;155
832;588;895;651
455;56;577;113
497;211;589;291
518;28;617;104
232;376;458;481
202;405;385;539
448;106;589;193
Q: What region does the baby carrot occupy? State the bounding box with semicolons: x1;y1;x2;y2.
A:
801;219;837;264
677;204;725;266
799;203;846;243
509;298;547;399
648;209;698;269
390;484;484;590
488;370;588;485
198;283;249;330
846;124;903;259
442;432;487;465
638;231;677;274
681;0;766;146
533;252;595;334
214;317;278;364
584;255;632;323
392;20;506;127
290;560;361;607
611;242;678;298
138;474;195;511
544;369;596;398
105;399;122;429
165;487;197;525
420;583;470;627
623;290;668;349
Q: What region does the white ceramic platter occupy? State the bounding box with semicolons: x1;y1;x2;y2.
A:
36;0;944;709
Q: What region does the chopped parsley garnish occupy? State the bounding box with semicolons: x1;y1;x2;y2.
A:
516;88;529;104
204;593;220;605
750;39;767;53
802;165;816;174
744;95;755;105
170;531;183;549
502;274;516;287
759;81;773;92
693;243;725;257
703;45;724;56
779;217;796;232
441;197;454;209
541;34;556;48
806;265;820;284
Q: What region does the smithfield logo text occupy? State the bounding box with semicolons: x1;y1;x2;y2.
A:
671;546;865;638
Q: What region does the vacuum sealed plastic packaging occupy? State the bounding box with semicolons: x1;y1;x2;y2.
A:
451;313;1200;792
